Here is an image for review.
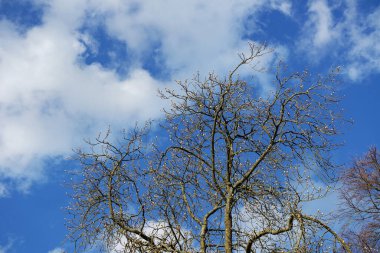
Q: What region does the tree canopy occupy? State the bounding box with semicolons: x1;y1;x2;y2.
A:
67;43;352;253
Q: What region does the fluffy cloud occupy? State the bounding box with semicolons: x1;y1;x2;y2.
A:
0;1;163;194
0;17;164;193
0;0;291;195
84;0;291;78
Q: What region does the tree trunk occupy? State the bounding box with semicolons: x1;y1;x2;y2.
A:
200;224;207;253
225;189;233;253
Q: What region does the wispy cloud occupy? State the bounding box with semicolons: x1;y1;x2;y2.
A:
297;0;338;60
48;247;65;253
269;0;292;16
342;1;380;81
0;239;13;253
309;0;336;47
298;0;380;80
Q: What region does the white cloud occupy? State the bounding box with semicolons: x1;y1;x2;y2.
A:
298;0;380;80
48;247;65;253
0;0;292;195
342;1;380;81
297;0;338;60
0;2;164;194
109;220;192;253
308;0;336;47
269;0;292;16
89;0;248;77
84;0;292;78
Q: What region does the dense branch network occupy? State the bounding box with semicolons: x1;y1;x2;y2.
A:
339;147;380;253
67;43;351;253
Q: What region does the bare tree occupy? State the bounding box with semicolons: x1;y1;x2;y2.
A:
339;147;380;253
67;43;351;252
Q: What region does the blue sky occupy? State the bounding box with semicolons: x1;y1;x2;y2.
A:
0;0;379;252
